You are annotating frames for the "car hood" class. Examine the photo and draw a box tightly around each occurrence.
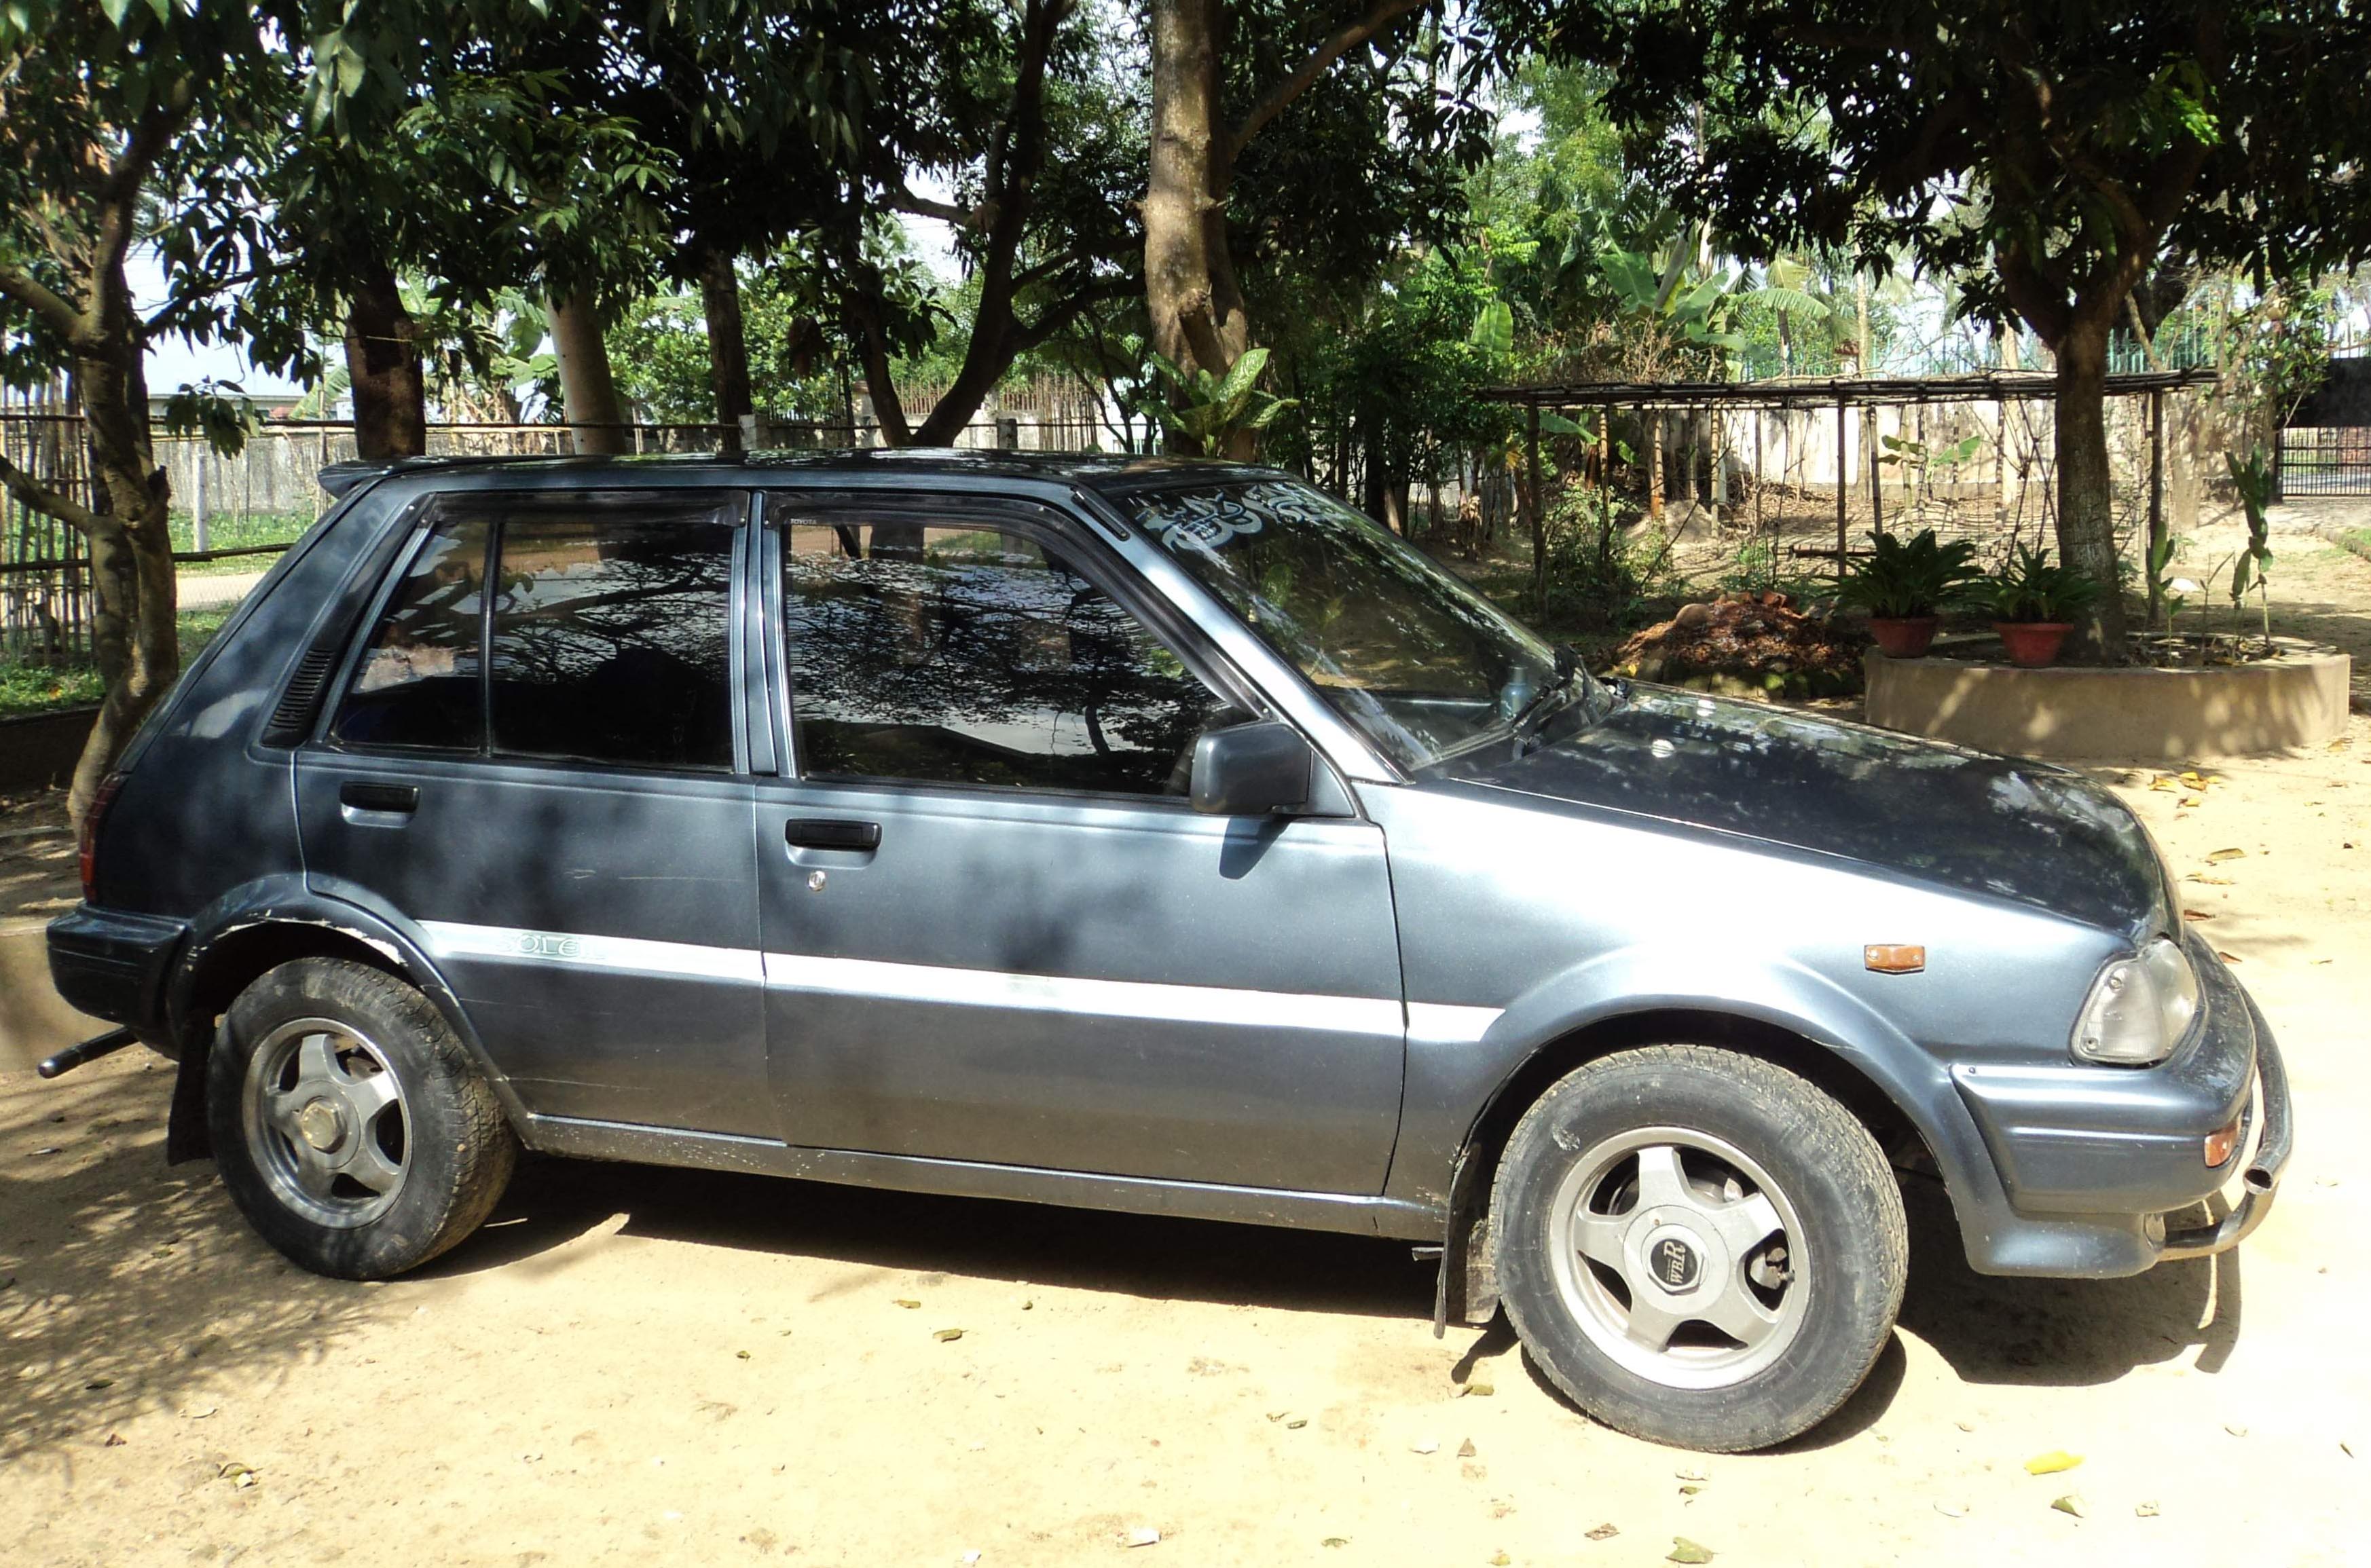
[1442,683,2170,939]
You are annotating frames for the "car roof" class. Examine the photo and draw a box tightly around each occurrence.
[318,447,1283,500]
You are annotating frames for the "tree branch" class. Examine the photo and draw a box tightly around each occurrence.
[888,181,978,228]
[0,265,83,342]
[0,449,104,537]
[1011,276,1133,357]
[1227,0,1427,160]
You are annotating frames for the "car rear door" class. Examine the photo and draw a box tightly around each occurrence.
[750,495,1407,1193]
[294,487,770,1136]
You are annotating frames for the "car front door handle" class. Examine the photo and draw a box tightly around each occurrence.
[339,781,420,814]
[785,818,881,852]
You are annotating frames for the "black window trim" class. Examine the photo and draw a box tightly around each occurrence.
[758,490,1286,812]
[310,485,756,780]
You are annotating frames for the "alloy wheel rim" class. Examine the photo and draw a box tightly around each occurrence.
[1545,1125,1810,1390]
[241,1017,411,1229]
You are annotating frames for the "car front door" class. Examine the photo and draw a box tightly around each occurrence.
[751,498,1405,1193]
[294,489,770,1136]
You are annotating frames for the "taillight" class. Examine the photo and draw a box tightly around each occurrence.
[79,771,126,903]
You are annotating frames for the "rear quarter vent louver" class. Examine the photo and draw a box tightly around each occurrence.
[261,644,340,747]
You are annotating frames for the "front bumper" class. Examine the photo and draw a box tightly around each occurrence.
[2157,998,2292,1259]
[1948,939,2294,1276]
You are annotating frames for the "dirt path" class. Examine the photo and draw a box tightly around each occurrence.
[4,556,2368,1567]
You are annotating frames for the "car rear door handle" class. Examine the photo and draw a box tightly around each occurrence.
[339,781,419,814]
[784,818,881,852]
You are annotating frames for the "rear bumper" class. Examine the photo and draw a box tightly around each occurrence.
[1948,944,2294,1277]
[46,903,186,1037]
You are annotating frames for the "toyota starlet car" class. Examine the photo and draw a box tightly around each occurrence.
[46,451,2292,1451]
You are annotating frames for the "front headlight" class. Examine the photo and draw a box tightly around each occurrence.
[2072,937,2201,1065]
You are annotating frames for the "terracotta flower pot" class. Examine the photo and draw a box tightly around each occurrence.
[1867,616,1941,658]
[1994,621,2072,668]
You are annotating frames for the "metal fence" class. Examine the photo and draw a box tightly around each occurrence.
[2276,426,2371,497]
[3,409,1142,661]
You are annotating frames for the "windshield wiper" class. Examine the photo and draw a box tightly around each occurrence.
[1508,644,1584,749]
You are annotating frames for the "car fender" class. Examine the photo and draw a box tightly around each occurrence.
[162,874,526,1160]
[1391,941,2011,1288]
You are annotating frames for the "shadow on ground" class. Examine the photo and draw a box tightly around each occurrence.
[0,1059,376,1466]
[3,1059,2246,1463]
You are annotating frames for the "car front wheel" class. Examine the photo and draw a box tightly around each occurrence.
[1490,1044,1907,1451]
[206,958,518,1280]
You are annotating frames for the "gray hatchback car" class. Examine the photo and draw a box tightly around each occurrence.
[48,451,2292,1451]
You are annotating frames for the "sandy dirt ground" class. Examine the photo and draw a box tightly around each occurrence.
[3,527,2370,1567]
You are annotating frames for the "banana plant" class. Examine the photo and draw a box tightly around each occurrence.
[1142,347,1298,456]
[2225,449,2277,643]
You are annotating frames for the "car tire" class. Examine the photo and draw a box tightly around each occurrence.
[1490,1045,1907,1452]
[206,958,517,1280]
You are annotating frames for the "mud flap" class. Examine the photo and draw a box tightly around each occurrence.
[164,1024,214,1164]
[1431,1145,1501,1337]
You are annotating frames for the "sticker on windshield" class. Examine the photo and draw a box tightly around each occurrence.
[1154,490,1267,553]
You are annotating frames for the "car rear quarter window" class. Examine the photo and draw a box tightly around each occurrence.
[329,494,739,770]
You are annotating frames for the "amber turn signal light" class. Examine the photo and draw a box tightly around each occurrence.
[1864,944,1926,974]
[2203,1113,2243,1168]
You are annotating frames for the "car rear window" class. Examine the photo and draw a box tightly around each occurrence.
[330,495,740,770]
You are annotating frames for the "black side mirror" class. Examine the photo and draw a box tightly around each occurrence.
[1190,720,1313,815]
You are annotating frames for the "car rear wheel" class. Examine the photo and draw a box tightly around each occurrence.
[207,958,517,1280]
[1490,1045,1907,1451]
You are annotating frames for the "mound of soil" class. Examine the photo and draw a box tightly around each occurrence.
[1609,591,1868,698]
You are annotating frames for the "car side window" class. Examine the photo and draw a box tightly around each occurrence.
[330,497,739,770]
[332,513,490,752]
[781,518,1233,797]
[489,508,737,770]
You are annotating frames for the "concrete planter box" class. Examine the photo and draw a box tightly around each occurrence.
[0,705,98,792]
[1865,637,2351,760]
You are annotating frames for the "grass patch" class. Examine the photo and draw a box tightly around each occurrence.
[169,508,313,576]
[0,607,235,719]
[2337,527,2371,565]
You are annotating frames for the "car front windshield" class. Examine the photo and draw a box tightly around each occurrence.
[1124,478,1587,770]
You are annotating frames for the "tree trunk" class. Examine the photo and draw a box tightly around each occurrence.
[548,291,628,455]
[1146,0,1244,386]
[1146,0,1257,458]
[698,243,754,455]
[344,261,427,461]
[2053,314,2126,660]
[69,324,177,826]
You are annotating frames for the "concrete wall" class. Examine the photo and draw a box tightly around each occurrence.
[1866,643,2352,761]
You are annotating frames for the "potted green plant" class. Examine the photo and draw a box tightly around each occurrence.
[1983,544,2101,667]
[1837,527,1981,658]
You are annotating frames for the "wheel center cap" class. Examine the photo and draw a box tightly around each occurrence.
[1640,1225,1707,1295]
[297,1098,346,1152]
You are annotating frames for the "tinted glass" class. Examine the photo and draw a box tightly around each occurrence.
[332,515,489,751]
[488,506,739,770]
[782,519,1232,796]
[1125,480,1577,769]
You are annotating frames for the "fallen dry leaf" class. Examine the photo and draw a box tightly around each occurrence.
[2182,909,2216,920]
[2217,950,2245,964]
[1457,1438,1477,1459]
[1585,1523,1619,1542]
[932,1328,965,1343]
[1122,1527,1160,1548]
[2051,1495,2084,1518]
[1668,1537,1714,1565]
[2205,847,2249,863]
[2136,1501,2161,1518]
[892,1299,921,1310]
[2024,1451,2083,1475]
